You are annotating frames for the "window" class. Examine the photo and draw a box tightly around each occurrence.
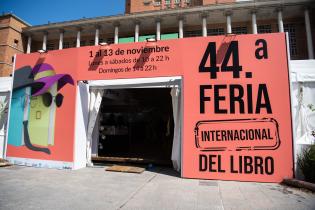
[154,0,161,6]
[185,30,202,37]
[232,26,247,34]
[107,38,114,44]
[258,25,272,34]
[80,40,86,46]
[13,39,19,47]
[89,40,95,46]
[207,28,224,36]
[175,0,180,4]
[284,24,298,57]
[47,43,54,50]
[63,42,70,49]
[165,0,170,5]
[11,56,14,63]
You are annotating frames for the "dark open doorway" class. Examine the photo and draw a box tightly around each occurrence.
[95,88,174,166]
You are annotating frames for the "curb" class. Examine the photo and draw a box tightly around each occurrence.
[283,178,315,192]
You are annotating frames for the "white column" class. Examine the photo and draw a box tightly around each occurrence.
[59,30,64,50]
[278,9,284,32]
[42,33,47,51]
[114,25,119,44]
[304,9,314,59]
[202,16,207,37]
[135,22,140,42]
[76,29,81,48]
[179,18,184,38]
[95,27,99,46]
[156,20,161,41]
[26,36,31,54]
[226,14,232,34]
[252,12,257,34]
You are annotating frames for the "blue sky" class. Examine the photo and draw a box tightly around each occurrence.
[0,0,125,26]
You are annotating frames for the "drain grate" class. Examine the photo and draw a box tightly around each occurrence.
[199,180,218,187]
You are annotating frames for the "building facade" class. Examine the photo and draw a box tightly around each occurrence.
[21,0,314,63]
[0,14,30,77]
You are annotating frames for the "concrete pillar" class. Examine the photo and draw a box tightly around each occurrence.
[135,22,140,42]
[156,20,161,41]
[202,15,207,37]
[170,0,175,8]
[179,18,184,38]
[161,0,165,9]
[76,29,81,48]
[304,8,314,59]
[225,11,232,34]
[277,9,284,32]
[180,0,185,7]
[42,32,47,51]
[95,27,100,46]
[59,30,64,50]
[226,12,232,34]
[114,25,119,44]
[26,36,31,54]
[251,12,257,34]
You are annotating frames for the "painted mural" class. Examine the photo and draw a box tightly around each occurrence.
[8,64,73,155]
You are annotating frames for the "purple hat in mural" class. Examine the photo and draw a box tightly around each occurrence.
[31,63,74,96]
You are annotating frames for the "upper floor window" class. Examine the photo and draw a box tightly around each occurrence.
[80,40,86,47]
[47,43,54,50]
[63,42,70,49]
[13,39,19,47]
[185,30,202,37]
[165,0,170,5]
[207,28,224,36]
[232,26,247,34]
[284,23,298,57]
[258,25,272,34]
[154,0,161,6]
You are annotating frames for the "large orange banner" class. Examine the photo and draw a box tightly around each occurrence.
[182,34,293,182]
[8,33,293,181]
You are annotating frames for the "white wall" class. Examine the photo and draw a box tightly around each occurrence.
[289,59,315,178]
[73,82,89,169]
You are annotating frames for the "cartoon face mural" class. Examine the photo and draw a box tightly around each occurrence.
[7,63,74,154]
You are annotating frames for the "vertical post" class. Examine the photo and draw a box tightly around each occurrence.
[251,11,257,34]
[26,35,31,54]
[42,32,47,51]
[179,18,184,38]
[95,27,100,46]
[277,9,284,32]
[171,0,175,8]
[156,19,161,41]
[304,8,314,59]
[180,0,185,7]
[135,21,140,42]
[76,29,81,48]
[59,30,64,50]
[202,15,207,37]
[226,12,232,34]
[114,24,119,44]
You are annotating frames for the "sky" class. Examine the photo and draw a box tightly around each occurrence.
[0,0,125,26]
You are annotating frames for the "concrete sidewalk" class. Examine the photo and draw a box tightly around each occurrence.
[0,166,314,210]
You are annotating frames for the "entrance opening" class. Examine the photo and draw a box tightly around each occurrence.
[95,88,174,166]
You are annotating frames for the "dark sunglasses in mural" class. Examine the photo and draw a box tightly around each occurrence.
[42,92,64,107]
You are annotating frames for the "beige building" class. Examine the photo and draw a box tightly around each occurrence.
[0,14,30,77]
[23,0,314,62]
